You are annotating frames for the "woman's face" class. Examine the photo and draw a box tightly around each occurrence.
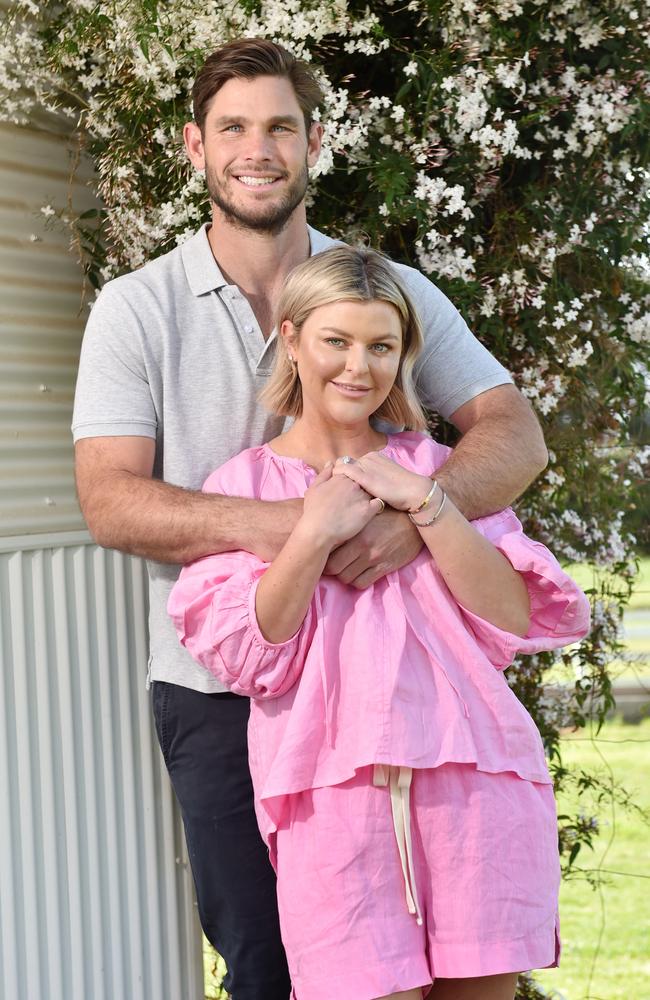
[283,298,404,428]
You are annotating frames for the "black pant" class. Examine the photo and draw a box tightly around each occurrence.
[152,681,291,1000]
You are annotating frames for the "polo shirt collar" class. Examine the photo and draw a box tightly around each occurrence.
[181,223,227,296]
[182,221,340,297]
[307,225,339,255]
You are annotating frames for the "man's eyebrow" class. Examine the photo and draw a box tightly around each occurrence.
[211,114,302,128]
[270,115,302,127]
[211,115,246,128]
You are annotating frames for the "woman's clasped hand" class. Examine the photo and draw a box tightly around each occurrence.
[301,462,385,549]
[332,451,435,514]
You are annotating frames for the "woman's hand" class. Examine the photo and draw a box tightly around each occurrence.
[300,464,384,549]
[332,453,433,513]
[333,456,531,635]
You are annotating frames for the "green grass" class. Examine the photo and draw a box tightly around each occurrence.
[612,557,649,685]
[566,558,650,611]
[204,941,228,999]
[534,563,650,998]
[537,717,650,1000]
[548,559,650,687]
[628,557,650,610]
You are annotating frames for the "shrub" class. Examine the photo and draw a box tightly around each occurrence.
[3,2,649,993]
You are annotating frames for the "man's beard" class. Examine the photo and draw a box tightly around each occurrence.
[206,161,309,236]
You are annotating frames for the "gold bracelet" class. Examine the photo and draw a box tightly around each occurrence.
[409,478,438,514]
[408,490,447,527]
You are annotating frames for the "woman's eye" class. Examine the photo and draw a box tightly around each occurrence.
[325,338,345,347]
[371,343,390,353]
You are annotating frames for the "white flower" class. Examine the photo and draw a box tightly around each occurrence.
[545,468,565,487]
[623,311,650,343]
[40,205,55,217]
[403,61,418,77]
[566,341,594,367]
[480,287,497,318]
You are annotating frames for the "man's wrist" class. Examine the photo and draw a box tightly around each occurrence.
[221,495,304,561]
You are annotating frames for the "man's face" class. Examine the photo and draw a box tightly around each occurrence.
[190,75,322,235]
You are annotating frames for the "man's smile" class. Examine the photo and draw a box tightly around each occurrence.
[234,174,283,187]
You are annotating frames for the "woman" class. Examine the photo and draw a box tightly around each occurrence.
[169,246,590,1000]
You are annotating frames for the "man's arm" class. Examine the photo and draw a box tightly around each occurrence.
[435,383,548,520]
[74,436,302,565]
[325,383,547,587]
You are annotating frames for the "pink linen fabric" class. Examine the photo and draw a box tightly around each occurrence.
[274,764,561,998]
[168,431,591,844]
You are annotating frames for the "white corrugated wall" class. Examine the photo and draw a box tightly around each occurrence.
[0,119,95,535]
[0,117,204,998]
[0,535,202,1000]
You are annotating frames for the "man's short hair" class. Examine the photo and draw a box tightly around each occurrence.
[192,38,324,134]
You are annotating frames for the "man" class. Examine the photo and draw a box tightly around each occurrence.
[73,38,547,1000]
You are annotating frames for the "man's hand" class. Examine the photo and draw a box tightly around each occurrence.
[324,507,423,589]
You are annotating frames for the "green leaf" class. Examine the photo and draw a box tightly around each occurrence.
[568,842,582,866]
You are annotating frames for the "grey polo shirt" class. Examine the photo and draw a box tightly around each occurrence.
[72,223,511,693]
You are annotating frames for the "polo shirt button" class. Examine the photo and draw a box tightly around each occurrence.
[245,324,254,333]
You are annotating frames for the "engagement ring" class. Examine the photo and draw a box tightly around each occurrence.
[339,455,354,464]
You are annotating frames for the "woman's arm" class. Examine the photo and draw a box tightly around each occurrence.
[255,465,384,643]
[333,454,530,636]
[411,491,531,635]
[168,550,316,698]
[168,466,383,697]
[254,522,331,643]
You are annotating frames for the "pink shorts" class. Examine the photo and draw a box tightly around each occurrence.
[273,763,561,1000]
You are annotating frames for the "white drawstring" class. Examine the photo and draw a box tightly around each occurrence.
[373,764,423,925]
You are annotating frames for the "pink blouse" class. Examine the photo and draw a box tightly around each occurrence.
[168,432,590,838]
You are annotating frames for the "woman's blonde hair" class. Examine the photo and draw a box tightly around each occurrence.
[260,246,428,430]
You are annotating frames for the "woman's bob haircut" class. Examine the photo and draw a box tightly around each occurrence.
[260,246,428,431]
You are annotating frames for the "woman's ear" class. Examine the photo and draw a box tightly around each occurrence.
[280,320,298,361]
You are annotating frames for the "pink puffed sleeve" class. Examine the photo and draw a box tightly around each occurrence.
[459,508,591,670]
[168,551,316,698]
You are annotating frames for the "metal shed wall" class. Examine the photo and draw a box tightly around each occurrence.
[0,120,94,536]
[0,534,202,1000]
[0,117,204,998]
